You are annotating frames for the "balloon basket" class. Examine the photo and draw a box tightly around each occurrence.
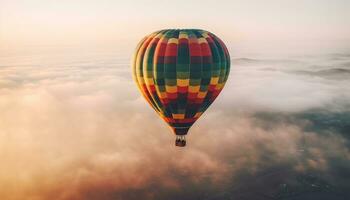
[175,135,186,147]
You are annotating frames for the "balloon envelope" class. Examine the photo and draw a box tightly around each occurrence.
[132,29,230,145]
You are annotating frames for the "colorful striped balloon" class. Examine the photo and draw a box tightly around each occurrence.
[132,29,230,146]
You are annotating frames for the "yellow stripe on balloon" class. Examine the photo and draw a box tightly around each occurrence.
[210,77,219,85]
[179,32,189,39]
[188,85,200,93]
[194,112,203,118]
[172,114,185,119]
[166,85,177,93]
[145,78,154,85]
[197,91,207,99]
[177,79,189,87]
[168,38,178,44]
[159,92,167,99]
[198,38,207,44]
[215,83,224,90]
[201,32,209,38]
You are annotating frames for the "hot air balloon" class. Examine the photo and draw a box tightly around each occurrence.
[132,29,230,146]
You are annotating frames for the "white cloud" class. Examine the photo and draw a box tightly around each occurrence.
[0,48,349,199]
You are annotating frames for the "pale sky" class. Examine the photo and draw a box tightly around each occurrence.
[1,0,349,50]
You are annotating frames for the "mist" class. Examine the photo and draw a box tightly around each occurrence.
[0,45,349,199]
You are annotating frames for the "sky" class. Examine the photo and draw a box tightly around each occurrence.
[0,1,350,199]
[1,0,350,51]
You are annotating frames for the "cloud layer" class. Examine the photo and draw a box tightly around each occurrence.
[0,47,349,199]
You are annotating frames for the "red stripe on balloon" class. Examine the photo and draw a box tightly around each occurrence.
[200,43,211,56]
[165,43,178,56]
[166,92,177,99]
[189,42,201,56]
[208,85,216,92]
[178,86,188,93]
